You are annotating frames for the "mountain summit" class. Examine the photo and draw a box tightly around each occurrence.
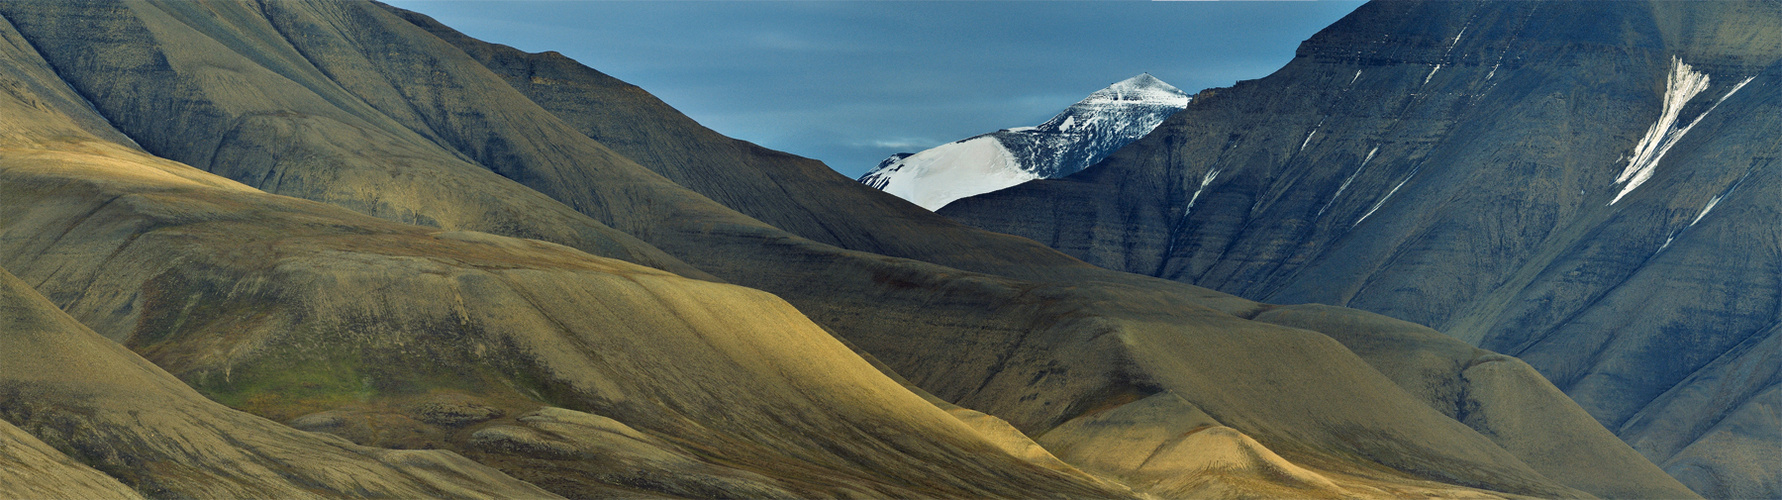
[941,2,1782,497]
[859,73,1190,210]
[0,1,1715,498]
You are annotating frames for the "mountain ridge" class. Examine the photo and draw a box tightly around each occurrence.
[940,2,1782,497]
[859,73,1190,211]
[0,1,1707,497]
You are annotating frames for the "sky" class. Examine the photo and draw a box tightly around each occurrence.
[385,1,1364,178]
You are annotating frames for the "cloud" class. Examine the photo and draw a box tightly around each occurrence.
[863,138,937,151]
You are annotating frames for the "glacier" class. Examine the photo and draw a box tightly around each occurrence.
[858,137,1035,212]
[859,73,1191,211]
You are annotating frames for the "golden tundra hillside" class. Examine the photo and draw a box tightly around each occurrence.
[0,1,1711,498]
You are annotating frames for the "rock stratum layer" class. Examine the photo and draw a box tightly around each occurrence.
[0,1,1700,498]
[942,1,1782,498]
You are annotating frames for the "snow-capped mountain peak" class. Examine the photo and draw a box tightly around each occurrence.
[1078,73,1192,107]
[860,73,1191,211]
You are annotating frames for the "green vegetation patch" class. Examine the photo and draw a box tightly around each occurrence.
[187,347,373,421]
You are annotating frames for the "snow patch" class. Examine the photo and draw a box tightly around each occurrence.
[1082,73,1192,107]
[1319,147,1378,217]
[1690,195,1723,226]
[1610,59,1749,205]
[1184,169,1221,215]
[1690,170,1752,227]
[863,136,1035,211]
[1355,167,1418,227]
[1723,76,1756,104]
[1300,118,1327,152]
[1658,171,1752,255]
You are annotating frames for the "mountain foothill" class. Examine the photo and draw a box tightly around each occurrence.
[0,1,1746,499]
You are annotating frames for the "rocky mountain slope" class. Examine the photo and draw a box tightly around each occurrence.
[0,0,1703,498]
[942,2,1782,498]
[859,74,1190,210]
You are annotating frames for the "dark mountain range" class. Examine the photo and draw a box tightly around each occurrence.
[942,2,1782,498]
[0,0,1714,498]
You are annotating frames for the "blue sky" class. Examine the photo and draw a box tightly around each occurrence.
[386,1,1363,178]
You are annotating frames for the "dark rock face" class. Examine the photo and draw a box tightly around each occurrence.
[942,2,1782,497]
[998,74,1192,180]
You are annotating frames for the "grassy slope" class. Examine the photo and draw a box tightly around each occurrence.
[0,0,1694,497]
[0,416,143,500]
[0,8,1128,496]
[0,136,1131,499]
[1,261,557,498]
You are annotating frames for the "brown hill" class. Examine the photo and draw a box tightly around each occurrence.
[0,264,555,498]
[0,417,142,500]
[0,123,1128,498]
[0,1,1700,498]
[0,9,1126,495]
